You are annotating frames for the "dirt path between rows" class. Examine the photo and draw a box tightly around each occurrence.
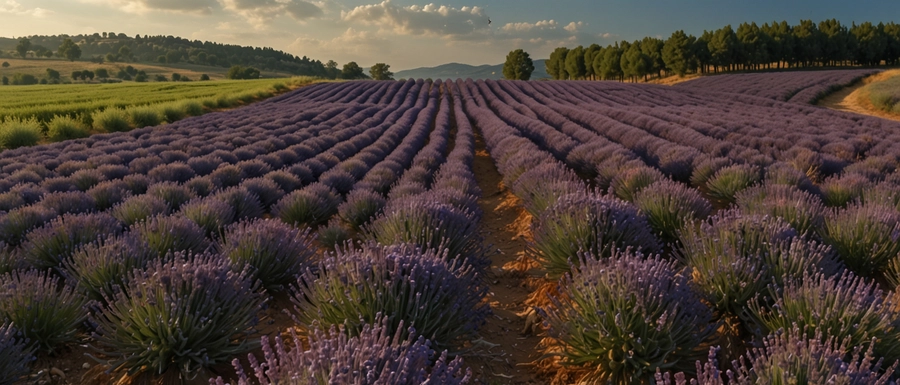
[462,136,548,384]
[817,69,900,122]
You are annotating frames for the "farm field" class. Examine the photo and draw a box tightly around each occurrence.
[0,58,296,82]
[3,72,900,384]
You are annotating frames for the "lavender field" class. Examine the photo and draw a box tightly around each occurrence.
[3,73,900,384]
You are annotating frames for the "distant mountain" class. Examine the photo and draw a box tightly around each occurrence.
[394,60,549,81]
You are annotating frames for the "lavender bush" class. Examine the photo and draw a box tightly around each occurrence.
[633,179,712,244]
[0,270,88,354]
[214,316,470,385]
[0,323,35,385]
[542,250,716,384]
[819,202,900,277]
[531,192,660,278]
[290,243,489,353]
[217,219,316,292]
[110,194,169,226]
[129,214,211,258]
[22,212,122,272]
[748,272,900,366]
[90,252,266,379]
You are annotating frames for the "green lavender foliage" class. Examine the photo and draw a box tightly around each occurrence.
[89,253,266,377]
[0,270,88,354]
[542,250,716,384]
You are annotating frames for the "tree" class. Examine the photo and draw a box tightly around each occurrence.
[564,45,586,80]
[226,65,261,79]
[546,47,569,79]
[852,21,887,66]
[620,42,649,82]
[736,22,768,70]
[58,38,82,61]
[663,30,697,76]
[598,44,623,80]
[325,60,340,79]
[118,46,133,62]
[708,25,738,71]
[71,71,82,81]
[793,20,822,66]
[1,62,8,68]
[165,50,182,64]
[83,70,94,80]
[502,49,534,80]
[200,74,210,81]
[1,76,7,85]
[640,37,665,78]
[369,63,394,80]
[172,73,182,81]
[12,74,38,85]
[341,62,366,79]
[46,68,60,80]
[15,38,31,59]
[583,44,602,80]
[95,68,109,78]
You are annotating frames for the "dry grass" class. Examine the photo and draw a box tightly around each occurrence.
[817,69,900,122]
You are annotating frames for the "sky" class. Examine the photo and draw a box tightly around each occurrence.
[1,0,899,70]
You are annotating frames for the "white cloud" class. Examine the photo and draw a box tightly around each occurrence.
[564,21,583,33]
[221,0,324,26]
[75,0,216,14]
[289,27,390,63]
[341,1,489,39]
[500,20,557,33]
[0,0,51,17]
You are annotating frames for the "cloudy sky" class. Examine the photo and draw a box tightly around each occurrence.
[1,0,898,70]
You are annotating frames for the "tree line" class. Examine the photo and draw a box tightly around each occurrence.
[542,19,900,81]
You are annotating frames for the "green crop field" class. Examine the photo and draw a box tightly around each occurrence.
[0,77,320,124]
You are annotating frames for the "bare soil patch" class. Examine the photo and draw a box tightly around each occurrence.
[818,69,900,122]
[462,137,548,384]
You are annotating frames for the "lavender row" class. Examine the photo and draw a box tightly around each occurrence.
[675,69,879,104]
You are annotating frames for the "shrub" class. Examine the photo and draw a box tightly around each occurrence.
[148,162,196,183]
[657,335,897,385]
[0,205,57,246]
[735,184,826,236]
[820,173,871,207]
[127,105,163,128]
[39,190,96,215]
[211,187,264,222]
[218,219,315,292]
[290,243,489,353]
[0,117,42,149]
[0,270,88,354]
[69,168,105,191]
[609,165,667,202]
[704,164,760,208]
[764,161,816,192]
[147,182,196,211]
[209,164,244,188]
[0,245,24,276]
[514,171,585,216]
[748,272,900,366]
[63,235,152,302]
[129,215,211,258]
[185,176,216,197]
[819,202,900,277]
[22,212,122,272]
[273,184,341,227]
[179,197,234,237]
[47,115,90,142]
[319,169,356,195]
[542,251,715,384]
[0,323,35,385]
[215,317,470,385]
[317,218,351,250]
[110,194,169,226]
[239,177,284,210]
[89,253,266,379]
[677,210,797,320]
[122,174,151,194]
[338,189,386,230]
[531,192,660,279]
[633,179,712,244]
[87,180,130,210]
[0,192,25,212]
[159,102,185,122]
[91,107,131,132]
[366,201,487,269]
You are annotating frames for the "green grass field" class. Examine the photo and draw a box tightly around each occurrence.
[866,71,900,114]
[0,77,319,124]
[0,77,325,149]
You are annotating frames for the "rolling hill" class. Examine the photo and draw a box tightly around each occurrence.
[394,59,549,81]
